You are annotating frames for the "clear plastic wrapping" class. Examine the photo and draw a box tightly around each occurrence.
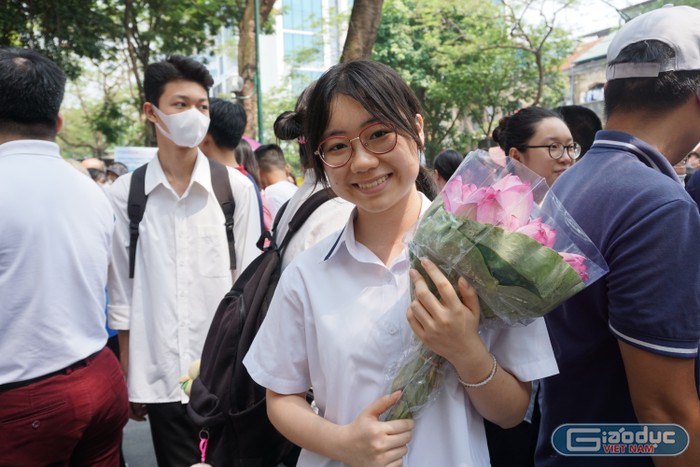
[382,150,608,420]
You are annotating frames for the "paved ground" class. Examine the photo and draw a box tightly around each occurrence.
[122,419,157,466]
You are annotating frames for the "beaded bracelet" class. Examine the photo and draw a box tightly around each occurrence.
[457,353,498,388]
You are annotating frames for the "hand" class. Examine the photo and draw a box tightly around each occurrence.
[407,258,484,362]
[129,402,148,421]
[338,391,415,467]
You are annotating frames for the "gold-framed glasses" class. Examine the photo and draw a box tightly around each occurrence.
[315,122,398,168]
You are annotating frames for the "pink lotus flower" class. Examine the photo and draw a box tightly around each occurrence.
[442,178,478,216]
[442,175,533,230]
[559,252,589,281]
[517,217,557,248]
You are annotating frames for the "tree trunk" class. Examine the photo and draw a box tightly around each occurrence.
[238,0,276,141]
[122,0,156,146]
[340,0,385,62]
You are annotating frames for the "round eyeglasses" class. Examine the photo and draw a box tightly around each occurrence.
[524,142,582,160]
[315,122,398,168]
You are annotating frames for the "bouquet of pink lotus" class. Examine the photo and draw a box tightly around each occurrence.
[382,149,607,420]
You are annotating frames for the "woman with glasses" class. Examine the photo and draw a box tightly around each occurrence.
[243,60,557,466]
[493,107,581,187]
[489,106,578,467]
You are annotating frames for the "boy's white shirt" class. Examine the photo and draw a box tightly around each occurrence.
[107,149,261,403]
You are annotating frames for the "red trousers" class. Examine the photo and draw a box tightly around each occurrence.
[0,347,129,467]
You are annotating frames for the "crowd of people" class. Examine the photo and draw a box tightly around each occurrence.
[1,4,699,467]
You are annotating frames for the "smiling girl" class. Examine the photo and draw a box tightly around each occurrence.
[243,61,558,466]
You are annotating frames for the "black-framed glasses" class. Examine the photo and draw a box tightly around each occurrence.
[524,142,582,160]
[315,122,398,168]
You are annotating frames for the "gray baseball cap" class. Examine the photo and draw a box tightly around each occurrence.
[606,5,700,80]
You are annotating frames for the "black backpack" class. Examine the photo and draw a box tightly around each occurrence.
[187,188,337,467]
[127,158,236,278]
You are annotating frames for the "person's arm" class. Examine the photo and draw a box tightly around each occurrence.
[229,169,262,275]
[105,180,147,421]
[407,258,531,428]
[267,389,414,467]
[117,330,129,376]
[619,341,700,467]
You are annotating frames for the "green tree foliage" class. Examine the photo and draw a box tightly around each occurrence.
[373,0,572,163]
[59,60,143,158]
[0,0,114,79]
[114,0,249,145]
[0,0,274,148]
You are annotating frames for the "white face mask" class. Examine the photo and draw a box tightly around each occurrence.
[152,105,210,148]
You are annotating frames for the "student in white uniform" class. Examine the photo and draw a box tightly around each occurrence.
[272,82,355,270]
[243,60,558,466]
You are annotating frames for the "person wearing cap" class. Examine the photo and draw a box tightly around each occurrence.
[106,161,129,183]
[537,5,700,466]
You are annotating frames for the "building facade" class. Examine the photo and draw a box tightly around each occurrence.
[209,0,351,99]
[562,0,669,123]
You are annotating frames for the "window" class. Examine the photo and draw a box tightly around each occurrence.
[284,32,322,68]
[585,83,604,103]
[283,0,323,32]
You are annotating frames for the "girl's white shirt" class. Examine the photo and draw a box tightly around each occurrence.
[243,193,559,466]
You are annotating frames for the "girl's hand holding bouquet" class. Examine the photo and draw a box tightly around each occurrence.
[382,150,608,421]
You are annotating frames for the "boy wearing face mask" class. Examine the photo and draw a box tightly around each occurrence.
[105,55,261,466]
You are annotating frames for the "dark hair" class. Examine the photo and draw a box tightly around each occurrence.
[255,143,287,172]
[235,139,261,187]
[605,40,700,118]
[553,105,602,156]
[433,149,463,181]
[416,167,439,201]
[304,60,424,187]
[107,161,129,177]
[87,167,107,184]
[274,82,317,168]
[207,98,247,149]
[0,47,66,138]
[492,106,562,156]
[144,55,214,107]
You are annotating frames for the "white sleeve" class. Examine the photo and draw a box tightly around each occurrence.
[243,265,312,394]
[481,317,559,382]
[228,168,262,277]
[105,175,133,330]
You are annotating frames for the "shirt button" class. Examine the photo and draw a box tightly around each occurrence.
[31,420,40,429]
[388,325,398,335]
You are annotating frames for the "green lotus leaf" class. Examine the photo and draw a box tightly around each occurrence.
[409,204,584,323]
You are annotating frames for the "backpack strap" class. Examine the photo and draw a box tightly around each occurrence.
[277,188,337,252]
[127,164,148,279]
[208,158,236,271]
[255,199,291,251]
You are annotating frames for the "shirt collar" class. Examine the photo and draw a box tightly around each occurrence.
[144,149,214,196]
[324,192,432,262]
[591,130,679,181]
[0,140,61,159]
